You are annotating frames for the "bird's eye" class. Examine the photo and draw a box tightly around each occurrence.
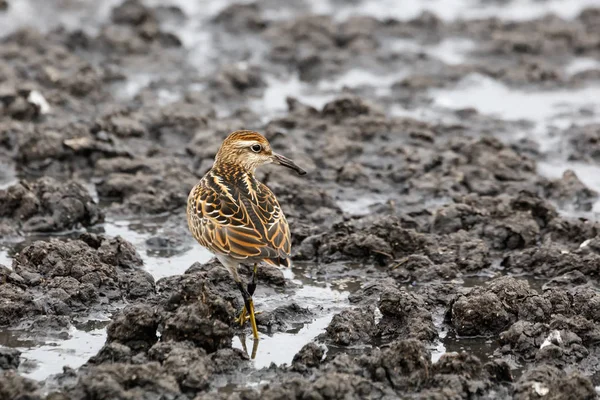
[251,144,262,153]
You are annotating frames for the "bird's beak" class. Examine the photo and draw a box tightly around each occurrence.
[272,153,306,175]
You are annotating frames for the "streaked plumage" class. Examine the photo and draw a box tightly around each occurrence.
[187,130,306,340]
[187,162,292,268]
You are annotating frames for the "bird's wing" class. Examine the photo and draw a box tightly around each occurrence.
[252,181,292,264]
[187,175,291,264]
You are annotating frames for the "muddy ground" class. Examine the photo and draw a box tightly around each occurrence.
[1,0,600,399]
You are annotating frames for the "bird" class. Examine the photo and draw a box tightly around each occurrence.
[187,130,306,340]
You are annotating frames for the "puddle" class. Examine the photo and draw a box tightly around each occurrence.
[16,326,107,381]
[427,38,476,65]
[146,0,233,19]
[309,0,600,22]
[231,263,353,369]
[102,219,214,279]
[0,161,17,191]
[337,195,389,216]
[565,57,600,77]
[318,68,407,95]
[441,333,498,362]
[389,37,476,66]
[431,74,600,129]
[252,74,336,121]
[111,72,160,101]
[230,266,353,369]
[0,248,11,268]
[430,312,448,364]
[0,315,110,382]
[233,314,332,369]
[0,0,121,36]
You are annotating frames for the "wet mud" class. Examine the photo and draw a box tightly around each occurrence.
[1,0,600,399]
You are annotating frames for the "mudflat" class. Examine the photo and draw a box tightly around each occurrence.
[0,1,599,399]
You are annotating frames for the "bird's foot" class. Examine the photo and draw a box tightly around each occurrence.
[235,306,262,326]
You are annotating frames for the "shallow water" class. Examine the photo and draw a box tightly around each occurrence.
[311,0,600,22]
[232,314,333,369]
[0,0,121,36]
[0,249,11,268]
[253,74,337,121]
[565,57,600,77]
[431,74,600,130]
[337,195,389,216]
[102,220,214,279]
[389,37,476,66]
[17,326,108,381]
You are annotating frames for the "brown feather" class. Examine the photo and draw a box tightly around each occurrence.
[187,162,292,265]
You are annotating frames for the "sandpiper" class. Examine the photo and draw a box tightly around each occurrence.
[187,130,306,339]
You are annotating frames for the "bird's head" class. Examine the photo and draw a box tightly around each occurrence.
[214,130,306,175]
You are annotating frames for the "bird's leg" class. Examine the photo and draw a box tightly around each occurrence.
[250,338,259,359]
[236,281,259,340]
[247,263,258,296]
[238,334,259,360]
[235,264,262,325]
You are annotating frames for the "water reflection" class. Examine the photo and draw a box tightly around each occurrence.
[232,314,335,370]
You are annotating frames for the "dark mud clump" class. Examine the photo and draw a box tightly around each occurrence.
[255,303,314,333]
[451,276,549,336]
[105,261,238,355]
[292,342,325,372]
[0,233,153,328]
[95,157,199,214]
[0,371,41,400]
[105,304,160,352]
[101,0,182,53]
[320,305,375,346]
[378,286,437,342]
[567,123,600,163]
[514,365,596,400]
[503,243,600,279]
[213,2,268,33]
[62,260,253,399]
[204,339,514,399]
[0,348,20,371]
[0,177,103,235]
[496,284,600,374]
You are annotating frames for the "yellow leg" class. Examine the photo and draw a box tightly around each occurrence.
[251,338,259,359]
[238,335,260,360]
[247,298,259,340]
